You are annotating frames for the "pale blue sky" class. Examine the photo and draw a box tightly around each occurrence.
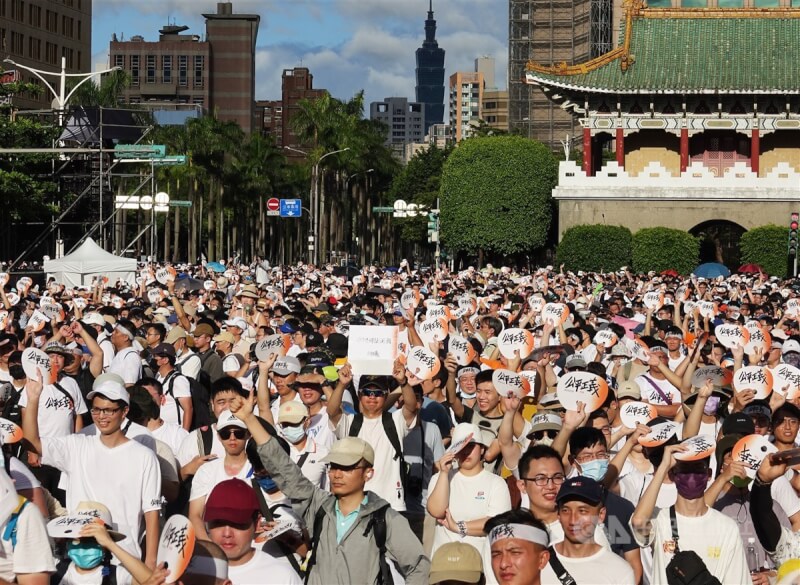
[91,0,508,111]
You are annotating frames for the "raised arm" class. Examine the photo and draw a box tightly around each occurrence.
[325,363,353,426]
[21,373,44,456]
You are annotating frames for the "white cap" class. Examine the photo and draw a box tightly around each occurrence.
[87,379,130,404]
[82,312,105,327]
[216,409,247,431]
[451,422,489,449]
[224,317,248,331]
[783,339,800,355]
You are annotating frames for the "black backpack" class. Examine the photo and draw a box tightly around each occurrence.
[164,368,213,430]
[665,506,722,585]
[305,504,393,585]
[348,412,408,492]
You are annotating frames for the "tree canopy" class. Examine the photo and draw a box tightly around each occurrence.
[439,135,557,256]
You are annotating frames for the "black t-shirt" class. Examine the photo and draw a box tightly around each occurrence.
[604,490,639,555]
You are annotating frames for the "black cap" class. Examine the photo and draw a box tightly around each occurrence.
[325,333,348,359]
[721,412,755,437]
[151,343,176,358]
[556,476,604,505]
[306,332,324,348]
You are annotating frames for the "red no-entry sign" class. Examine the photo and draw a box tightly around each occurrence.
[267,197,280,215]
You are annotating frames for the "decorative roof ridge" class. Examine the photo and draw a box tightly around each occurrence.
[527,0,643,76]
[642,7,800,18]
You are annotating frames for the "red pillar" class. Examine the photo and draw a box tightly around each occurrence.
[616,128,625,167]
[751,128,760,175]
[680,128,689,173]
[583,127,592,175]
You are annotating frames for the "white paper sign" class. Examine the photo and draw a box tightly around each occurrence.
[347,325,399,376]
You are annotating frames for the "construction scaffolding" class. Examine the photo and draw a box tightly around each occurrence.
[3,106,154,269]
[509,0,612,150]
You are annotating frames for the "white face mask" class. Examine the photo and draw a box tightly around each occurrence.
[281,425,306,444]
[535,436,554,447]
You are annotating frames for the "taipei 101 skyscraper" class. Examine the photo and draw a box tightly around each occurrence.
[415,0,445,134]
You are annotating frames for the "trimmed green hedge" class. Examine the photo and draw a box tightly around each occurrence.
[740,224,789,277]
[632,227,699,274]
[556,225,632,272]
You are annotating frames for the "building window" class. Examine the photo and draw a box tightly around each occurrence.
[27,36,40,59]
[11,31,23,55]
[178,55,187,87]
[114,54,124,69]
[192,96,204,107]
[45,41,58,64]
[28,3,39,26]
[77,20,81,40]
[163,55,172,83]
[62,16,73,38]
[193,55,204,88]
[63,47,73,68]
[10,0,22,21]
[130,54,139,86]
[146,55,155,83]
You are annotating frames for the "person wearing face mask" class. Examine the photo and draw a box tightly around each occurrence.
[276,401,329,490]
[631,445,751,584]
[565,427,643,583]
[47,501,128,585]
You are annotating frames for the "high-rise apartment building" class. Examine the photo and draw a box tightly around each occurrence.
[109,2,259,133]
[449,71,484,142]
[0,0,93,110]
[482,89,509,133]
[370,96,425,157]
[509,0,613,149]
[415,0,445,134]
[280,67,327,150]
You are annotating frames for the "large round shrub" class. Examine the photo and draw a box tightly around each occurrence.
[556,225,632,272]
[632,227,699,275]
[739,224,789,277]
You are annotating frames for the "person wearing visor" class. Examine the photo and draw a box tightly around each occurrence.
[428,423,511,585]
[106,320,141,387]
[227,393,429,585]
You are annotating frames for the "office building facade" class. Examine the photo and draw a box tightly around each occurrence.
[109,2,259,133]
[0,0,92,110]
[370,96,426,157]
[449,71,484,142]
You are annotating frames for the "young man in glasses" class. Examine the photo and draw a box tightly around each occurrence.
[188,410,252,540]
[227,392,430,585]
[22,373,162,570]
[327,361,418,512]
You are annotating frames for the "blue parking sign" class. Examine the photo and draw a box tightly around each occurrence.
[280,199,302,218]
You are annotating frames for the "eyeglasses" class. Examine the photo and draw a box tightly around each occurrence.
[575,452,609,463]
[328,463,369,473]
[90,407,122,417]
[532,430,558,441]
[522,473,566,486]
[361,389,387,398]
[778,417,800,427]
[218,428,248,440]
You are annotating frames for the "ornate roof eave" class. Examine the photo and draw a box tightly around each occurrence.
[525,73,800,95]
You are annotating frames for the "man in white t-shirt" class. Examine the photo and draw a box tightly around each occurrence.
[634,345,682,419]
[107,320,141,387]
[0,466,56,584]
[137,378,189,458]
[22,375,162,567]
[328,364,418,512]
[152,343,193,431]
[540,476,635,584]
[168,327,201,381]
[214,332,242,378]
[204,478,301,585]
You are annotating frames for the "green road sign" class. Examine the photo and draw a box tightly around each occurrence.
[153,155,187,166]
[168,200,192,208]
[372,206,394,213]
[114,144,166,159]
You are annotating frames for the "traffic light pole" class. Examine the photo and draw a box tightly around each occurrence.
[789,212,798,277]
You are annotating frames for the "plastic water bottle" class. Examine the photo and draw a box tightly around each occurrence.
[746,537,760,574]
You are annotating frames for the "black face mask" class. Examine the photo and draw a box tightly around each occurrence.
[9,365,25,381]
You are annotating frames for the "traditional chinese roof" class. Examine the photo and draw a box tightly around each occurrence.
[526,6,800,94]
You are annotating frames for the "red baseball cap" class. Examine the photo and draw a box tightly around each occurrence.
[203,479,259,524]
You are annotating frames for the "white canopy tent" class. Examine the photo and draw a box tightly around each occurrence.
[44,238,136,287]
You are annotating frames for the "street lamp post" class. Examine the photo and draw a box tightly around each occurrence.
[283,146,349,265]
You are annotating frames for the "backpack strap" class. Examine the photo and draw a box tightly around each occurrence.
[349,412,407,489]
[296,452,310,470]
[303,507,328,585]
[365,507,393,585]
[2,495,29,548]
[669,504,681,552]
[52,382,75,411]
[163,371,182,424]
[640,375,673,405]
[547,546,577,585]
[196,426,213,456]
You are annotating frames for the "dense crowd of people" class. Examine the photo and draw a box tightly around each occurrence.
[3,260,800,584]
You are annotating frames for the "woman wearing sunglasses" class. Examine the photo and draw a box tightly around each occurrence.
[188,409,252,540]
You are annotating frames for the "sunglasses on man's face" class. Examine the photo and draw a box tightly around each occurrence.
[532,430,558,441]
[218,428,248,440]
[293,382,323,392]
[361,388,387,398]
